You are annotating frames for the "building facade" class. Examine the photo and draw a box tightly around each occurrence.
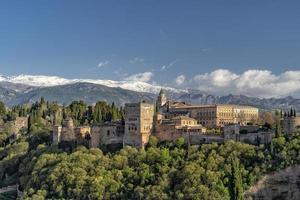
[156,89,167,112]
[170,104,258,127]
[282,115,300,134]
[90,121,124,149]
[154,115,206,142]
[52,118,76,144]
[123,102,154,149]
[224,124,274,145]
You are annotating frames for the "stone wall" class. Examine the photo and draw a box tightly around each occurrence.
[154,124,185,142]
[282,116,300,134]
[90,123,124,148]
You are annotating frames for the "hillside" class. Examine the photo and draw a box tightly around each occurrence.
[0,86,17,103]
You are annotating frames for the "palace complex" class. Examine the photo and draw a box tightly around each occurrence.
[52,89,299,149]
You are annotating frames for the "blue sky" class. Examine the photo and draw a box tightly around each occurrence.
[1,0,300,97]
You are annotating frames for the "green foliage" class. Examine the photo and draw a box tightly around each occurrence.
[92,101,123,124]
[15,141,265,200]
[67,100,87,126]
[1,131,300,199]
[230,154,243,200]
[148,136,158,148]
[0,101,6,117]
[1,100,300,199]
[176,137,185,148]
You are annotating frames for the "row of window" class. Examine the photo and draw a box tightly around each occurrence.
[143,126,151,131]
[181,120,196,125]
[128,126,137,131]
[196,111,216,116]
[196,112,257,118]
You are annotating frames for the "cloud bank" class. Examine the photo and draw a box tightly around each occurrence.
[129,57,144,64]
[176,69,300,98]
[175,75,186,85]
[97,61,109,68]
[125,72,153,82]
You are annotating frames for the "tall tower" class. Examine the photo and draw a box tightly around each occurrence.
[61,118,75,141]
[123,102,154,149]
[156,88,167,111]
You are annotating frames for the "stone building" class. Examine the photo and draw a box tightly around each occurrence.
[282,115,300,134]
[90,121,124,149]
[52,118,76,144]
[12,117,28,133]
[75,126,91,145]
[123,102,154,149]
[170,104,258,128]
[154,115,206,142]
[155,90,258,128]
[75,126,91,139]
[224,124,274,145]
[156,89,167,112]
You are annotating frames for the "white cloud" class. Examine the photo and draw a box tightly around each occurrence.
[124,72,153,82]
[175,75,186,85]
[160,60,177,71]
[129,57,144,64]
[97,61,109,68]
[194,69,238,88]
[190,69,300,98]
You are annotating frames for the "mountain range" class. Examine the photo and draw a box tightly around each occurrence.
[0,74,299,111]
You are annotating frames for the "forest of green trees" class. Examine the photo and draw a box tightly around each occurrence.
[0,98,300,200]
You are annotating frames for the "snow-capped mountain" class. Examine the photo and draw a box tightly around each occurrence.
[1,74,300,111]
[0,74,182,94]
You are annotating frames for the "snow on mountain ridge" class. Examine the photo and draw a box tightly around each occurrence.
[0,74,182,94]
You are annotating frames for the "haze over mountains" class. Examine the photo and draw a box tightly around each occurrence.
[0,74,299,110]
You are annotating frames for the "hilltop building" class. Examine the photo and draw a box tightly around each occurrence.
[53,118,75,144]
[156,89,168,112]
[52,89,262,149]
[12,117,28,133]
[224,124,274,145]
[91,121,124,150]
[282,110,300,134]
[155,90,258,128]
[154,115,206,142]
[123,101,154,149]
[167,104,258,127]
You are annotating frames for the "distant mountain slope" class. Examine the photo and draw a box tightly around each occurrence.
[0,74,181,94]
[173,91,300,110]
[0,80,299,110]
[6,82,154,106]
[0,86,17,103]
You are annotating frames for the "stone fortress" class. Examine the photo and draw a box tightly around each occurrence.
[282,109,300,134]
[52,89,299,149]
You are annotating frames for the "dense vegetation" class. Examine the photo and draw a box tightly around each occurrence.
[0,98,300,200]
[11,133,300,200]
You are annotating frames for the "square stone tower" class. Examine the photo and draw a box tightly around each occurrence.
[123,102,154,149]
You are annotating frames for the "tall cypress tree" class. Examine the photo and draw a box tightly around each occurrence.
[275,123,282,137]
[230,153,244,200]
